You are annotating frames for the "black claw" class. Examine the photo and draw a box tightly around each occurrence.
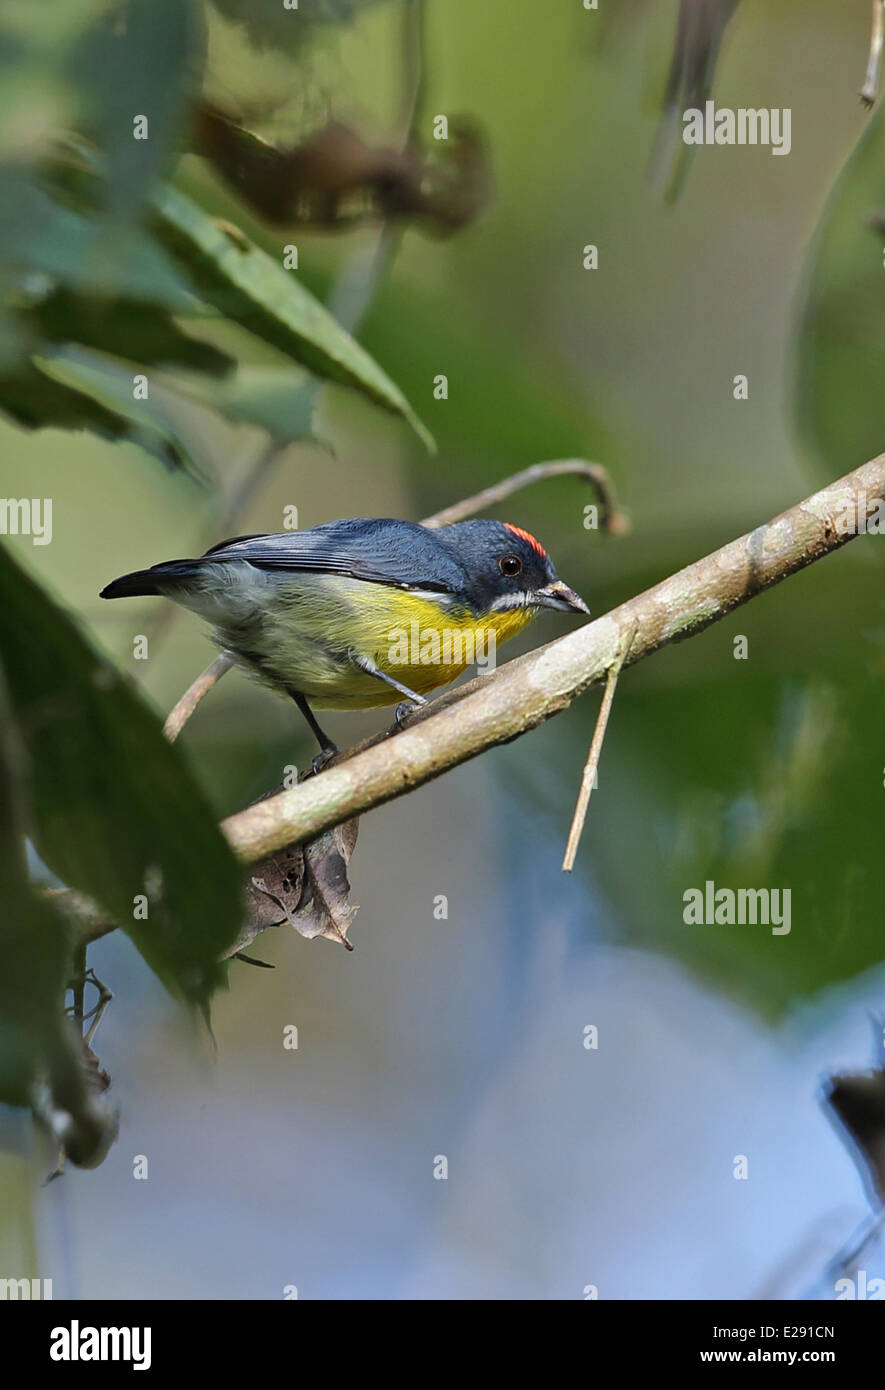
[394,701,415,731]
[311,746,337,775]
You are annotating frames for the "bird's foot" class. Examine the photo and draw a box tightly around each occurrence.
[310,745,338,776]
[394,697,425,731]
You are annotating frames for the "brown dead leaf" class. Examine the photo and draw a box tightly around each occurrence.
[192,105,490,234]
[235,810,359,954]
[296,818,359,950]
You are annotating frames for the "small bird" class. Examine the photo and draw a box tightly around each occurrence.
[101,517,589,757]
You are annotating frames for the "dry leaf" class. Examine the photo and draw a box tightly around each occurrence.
[237,812,359,953]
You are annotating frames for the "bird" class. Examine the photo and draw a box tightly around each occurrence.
[101,516,589,759]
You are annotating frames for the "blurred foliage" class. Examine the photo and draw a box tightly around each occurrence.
[208,0,385,55]
[0,670,117,1166]
[650,0,741,200]
[152,180,431,444]
[0,544,244,1007]
[795,101,885,475]
[583,669,884,1014]
[193,103,490,234]
[0,0,431,476]
[0,689,72,1108]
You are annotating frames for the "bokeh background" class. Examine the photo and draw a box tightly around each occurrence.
[2,0,885,1298]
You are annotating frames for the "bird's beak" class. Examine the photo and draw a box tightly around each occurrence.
[534,580,590,615]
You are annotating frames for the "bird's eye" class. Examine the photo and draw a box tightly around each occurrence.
[499,554,522,577]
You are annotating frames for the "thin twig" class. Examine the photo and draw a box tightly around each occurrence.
[82,972,113,1049]
[399,0,428,141]
[70,942,87,1032]
[561,620,637,872]
[163,652,235,742]
[326,0,426,329]
[423,458,629,535]
[861,0,885,106]
[829,1207,885,1279]
[213,437,286,541]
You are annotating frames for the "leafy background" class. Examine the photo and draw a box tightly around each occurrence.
[1,0,884,1297]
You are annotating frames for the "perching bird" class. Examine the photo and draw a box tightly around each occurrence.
[101,516,589,757]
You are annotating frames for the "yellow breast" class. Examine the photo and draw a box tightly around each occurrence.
[375,590,535,695]
[267,579,536,710]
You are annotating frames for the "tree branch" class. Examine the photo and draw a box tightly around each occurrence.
[221,453,885,864]
[163,652,235,742]
[422,458,629,535]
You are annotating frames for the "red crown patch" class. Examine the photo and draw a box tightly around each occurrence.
[503,523,547,558]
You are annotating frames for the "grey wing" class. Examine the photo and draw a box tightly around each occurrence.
[199,518,464,593]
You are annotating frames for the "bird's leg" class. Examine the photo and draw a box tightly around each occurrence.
[353,657,427,724]
[288,691,338,773]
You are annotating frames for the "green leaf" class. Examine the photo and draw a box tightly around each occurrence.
[153,183,434,449]
[794,105,885,474]
[31,345,205,475]
[0,673,116,1164]
[0,881,72,1110]
[4,344,315,474]
[208,0,384,54]
[0,542,244,1006]
[29,288,233,375]
[0,356,134,438]
[66,0,205,227]
[0,689,72,1108]
[0,180,202,308]
[174,364,318,441]
[0,880,114,1166]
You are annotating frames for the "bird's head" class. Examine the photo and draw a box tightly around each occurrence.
[439,520,590,619]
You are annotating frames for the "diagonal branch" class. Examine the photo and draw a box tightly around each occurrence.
[221,453,885,865]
